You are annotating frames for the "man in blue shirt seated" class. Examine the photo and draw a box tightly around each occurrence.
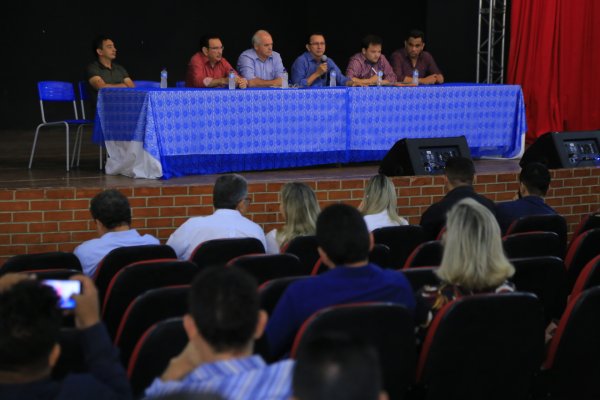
[74,189,159,276]
[293,334,388,400]
[144,267,294,399]
[265,203,415,359]
[496,162,557,233]
[237,30,286,88]
[291,33,352,87]
[0,273,132,400]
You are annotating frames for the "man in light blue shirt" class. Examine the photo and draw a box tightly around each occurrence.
[291,33,351,87]
[144,267,293,399]
[237,30,285,88]
[74,189,159,276]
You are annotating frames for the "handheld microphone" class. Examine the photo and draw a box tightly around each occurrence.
[321,55,328,63]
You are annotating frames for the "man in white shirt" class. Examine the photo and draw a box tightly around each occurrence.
[74,189,159,276]
[167,174,267,260]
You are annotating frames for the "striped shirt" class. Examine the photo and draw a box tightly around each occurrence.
[144,355,294,400]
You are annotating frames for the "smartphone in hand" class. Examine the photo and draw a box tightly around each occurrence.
[42,279,82,310]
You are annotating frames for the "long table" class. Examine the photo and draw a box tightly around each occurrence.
[94,84,527,179]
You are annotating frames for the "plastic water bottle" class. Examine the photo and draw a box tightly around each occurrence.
[281,69,288,89]
[412,68,419,85]
[377,70,383,86]
[329,70,337,87]
[160,68,168,88]
[228,69,236,90]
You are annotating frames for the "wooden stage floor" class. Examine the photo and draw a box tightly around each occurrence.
[0,128,522,189]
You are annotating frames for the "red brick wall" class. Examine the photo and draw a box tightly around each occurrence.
[1,167,599,266]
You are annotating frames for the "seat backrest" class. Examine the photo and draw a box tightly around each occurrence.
[564,228,600,291]
[503,231,562,259]
[37,81,79,123]
[283,235,320,273]
[115,285,189,367]
[102,260,198,339]
[568,212,600,251]
[570,254,600,297]
[402,240,443,269]
[543,287,600,399]
[134,80,161,88]
[416,292,544,400]
[290,303,416,400]
[77,80,92,119]
[510,256,568,323]
[505,214,568,258]
[228,253,305,284]
[93,245,177,301]
[402,267,440,293]
[373,225,425,269]
[190,238,265,270]
[369,243,392,269]
[1,251,82,275]
[259,275,312,316]
[128,317,187,397]
[31,268,82,280]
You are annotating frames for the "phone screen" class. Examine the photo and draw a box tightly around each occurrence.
[42,280,81,309]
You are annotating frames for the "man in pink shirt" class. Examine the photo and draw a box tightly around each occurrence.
[346,35,397,86]
[185,34,248,88]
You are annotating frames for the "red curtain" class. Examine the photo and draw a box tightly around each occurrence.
[507,0,600,143]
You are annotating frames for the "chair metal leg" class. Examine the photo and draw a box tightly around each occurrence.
[28,124,44,169]
[65,125,70,172]
[76,125,84,167]
[99,146,103,170]
[71,128,82,168]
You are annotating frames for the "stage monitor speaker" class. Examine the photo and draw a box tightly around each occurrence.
[379,136,471,176]
[520,131,600,169]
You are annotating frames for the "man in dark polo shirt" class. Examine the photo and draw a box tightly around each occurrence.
[390,29,444,85]
[85,35,134,101]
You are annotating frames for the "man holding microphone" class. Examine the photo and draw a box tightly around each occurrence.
[291,33,352,87]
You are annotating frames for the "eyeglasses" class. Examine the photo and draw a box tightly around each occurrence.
[309,42,325,46]
[244,196,251,204]
[208,46,224,51]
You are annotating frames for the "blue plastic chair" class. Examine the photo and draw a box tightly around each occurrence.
[29,81,93,171]
[74,81,103,170]
[134,80,161,88]
[175,81,185,88]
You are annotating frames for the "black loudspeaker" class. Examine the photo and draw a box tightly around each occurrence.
[520,131,600,169]
[379,136,471,176]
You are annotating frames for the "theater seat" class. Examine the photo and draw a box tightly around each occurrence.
[291,302,416,400]
[416,292,544,400]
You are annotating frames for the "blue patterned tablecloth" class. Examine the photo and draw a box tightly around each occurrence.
[95,85,526,179]
[95,88,347,179]
[347,84,527,161]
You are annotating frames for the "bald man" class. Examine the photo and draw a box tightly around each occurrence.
[237,30,286,87]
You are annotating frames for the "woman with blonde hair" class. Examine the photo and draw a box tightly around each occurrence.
[359,174,408,231]
[265,182,320,254]
[415,198,515,336]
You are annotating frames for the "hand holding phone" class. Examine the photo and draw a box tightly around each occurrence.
[42,279,82,310]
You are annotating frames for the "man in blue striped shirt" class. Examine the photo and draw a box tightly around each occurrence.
[144,268,293,399]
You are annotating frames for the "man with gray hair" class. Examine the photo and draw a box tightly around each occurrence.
[167,174,266,260]
[236,30,286,87]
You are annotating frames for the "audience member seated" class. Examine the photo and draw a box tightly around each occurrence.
[74,189,159,276]
[265,204,415,359]
[420,156,495,240]
[292,334,388,400]
[144,268,294,399]
[167,174,266,260]
[266,182,320,254]
[359,174,408,231]
[496,162,557,233]
[0,273,131,399]
[415,199,515,339]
